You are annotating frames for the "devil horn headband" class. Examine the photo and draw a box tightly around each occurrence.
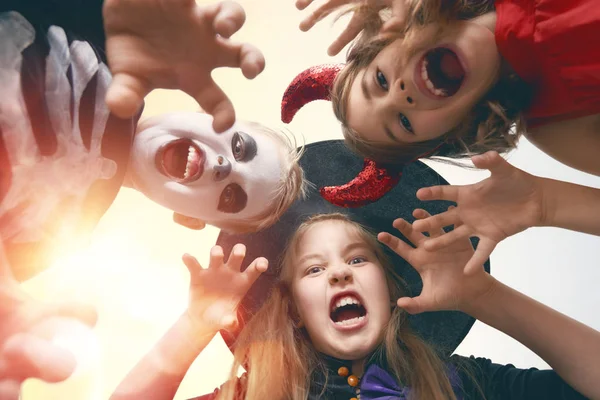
[281,64,402,208]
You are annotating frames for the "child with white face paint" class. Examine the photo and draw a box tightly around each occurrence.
[110,212,600,400]
[0,1,304,397]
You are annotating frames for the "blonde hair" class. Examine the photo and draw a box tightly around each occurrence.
[331,0,532,165]
[219,213,458,400]
[214,123,307,234]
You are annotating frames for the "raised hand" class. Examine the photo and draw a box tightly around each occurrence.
[378,208,495,315]
[0,282,97,399]
[296,0,408,56]
[103,0,265,132]
[413,151,544,275]
[181,244,268,332]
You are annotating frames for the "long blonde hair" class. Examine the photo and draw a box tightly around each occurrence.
[220,213,458,399]
[330,0,532,165]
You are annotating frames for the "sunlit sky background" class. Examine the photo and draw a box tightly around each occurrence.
[20,0,600,398]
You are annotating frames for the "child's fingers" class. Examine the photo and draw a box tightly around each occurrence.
[209,1,246,39]
[295,0,315,11]
[244,257,269,284]
[416,185,460,203]
[378,231,413,259]
[473,151,516,179]
[226,244,247,271]
[182,253,204,284]
[327,12,364,56]
[1,333,76,382]
[396,296,424,315]
[299,0,341,31]
[208,246,225,268]
[392,217,423,245]
[412,207,458,234]
[463,240,495,276]
[423,224,471,251]
[412,208,446,237]
[105,73,150,119]
[191,79,236,133]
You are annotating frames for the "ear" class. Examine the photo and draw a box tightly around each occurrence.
[173,212,206,230]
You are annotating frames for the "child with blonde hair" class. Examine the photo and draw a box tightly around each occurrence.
[110,141,599,400]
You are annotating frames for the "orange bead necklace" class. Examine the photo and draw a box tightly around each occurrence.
[337,366,361,400]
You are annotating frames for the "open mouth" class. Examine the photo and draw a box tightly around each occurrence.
[155,138,205,183]
[330,293,367,327]
[417,47,465,98]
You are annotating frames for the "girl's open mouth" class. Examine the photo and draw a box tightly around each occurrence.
[156,138,205,184]
[416,47,465,98]
[330,293,368,328]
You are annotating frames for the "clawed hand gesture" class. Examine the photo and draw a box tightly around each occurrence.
[378,208,496,315]
[413,151,544,275]
[182,244,268,332]
[296,0,409,55]
[103,0,265,132]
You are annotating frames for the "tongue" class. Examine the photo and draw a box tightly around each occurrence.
[440,52,464,80]
[336,308,361,322]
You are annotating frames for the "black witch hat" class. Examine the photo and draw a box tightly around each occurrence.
[215,65,490,356]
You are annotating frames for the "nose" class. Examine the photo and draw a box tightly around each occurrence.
[328,265,353,286]
[212,155,232,182]
[391,78,414,106]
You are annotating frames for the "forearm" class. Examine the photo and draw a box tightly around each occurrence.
[109,312,220,400]
[462,280,600,400]
[539,177,600,235]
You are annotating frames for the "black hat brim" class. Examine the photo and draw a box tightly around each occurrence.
[217,140,490,356]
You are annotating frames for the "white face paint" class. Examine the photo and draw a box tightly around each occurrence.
[129,112,283,226]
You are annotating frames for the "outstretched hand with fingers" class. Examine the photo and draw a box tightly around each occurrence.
[182,244,268,332]
[378,209,495,315]
[103,0,265,132]
[413,151,544,275]
[296,0,408,56]
[0,276,98,399]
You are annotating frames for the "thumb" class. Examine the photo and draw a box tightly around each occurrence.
[396,296,424,315]
[471,151,510,175]
[105,73,150,119]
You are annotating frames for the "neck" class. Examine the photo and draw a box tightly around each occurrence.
[351,359,366,377]
[472,11,497,34]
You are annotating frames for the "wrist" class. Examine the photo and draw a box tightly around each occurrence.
[536,176,557,228]
[180,311,221,347]
[458,276,504,317]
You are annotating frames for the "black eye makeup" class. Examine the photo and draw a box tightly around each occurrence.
[218,183,248,213]
[398,113,414,134]
[231,131,257,162]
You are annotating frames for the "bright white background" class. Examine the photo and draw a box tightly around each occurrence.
[20,0,600,398]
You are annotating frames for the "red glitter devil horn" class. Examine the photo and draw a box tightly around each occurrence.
[280,64,402,207]
[320,160,403,208]
[281,64,344,123]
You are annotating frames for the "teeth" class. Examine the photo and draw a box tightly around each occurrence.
[334,315,366,326]
[184,146,199,179]
[421,60,446,97]
[331,295,361,312]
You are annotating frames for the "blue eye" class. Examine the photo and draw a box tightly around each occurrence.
[376,69,389,91]
[399,113,413,133]
[307,266,324,275]
[349,257,366,265]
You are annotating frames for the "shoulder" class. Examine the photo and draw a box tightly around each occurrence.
[449,354,587,400]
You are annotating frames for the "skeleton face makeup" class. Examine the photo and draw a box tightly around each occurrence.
[129,112,283,227]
